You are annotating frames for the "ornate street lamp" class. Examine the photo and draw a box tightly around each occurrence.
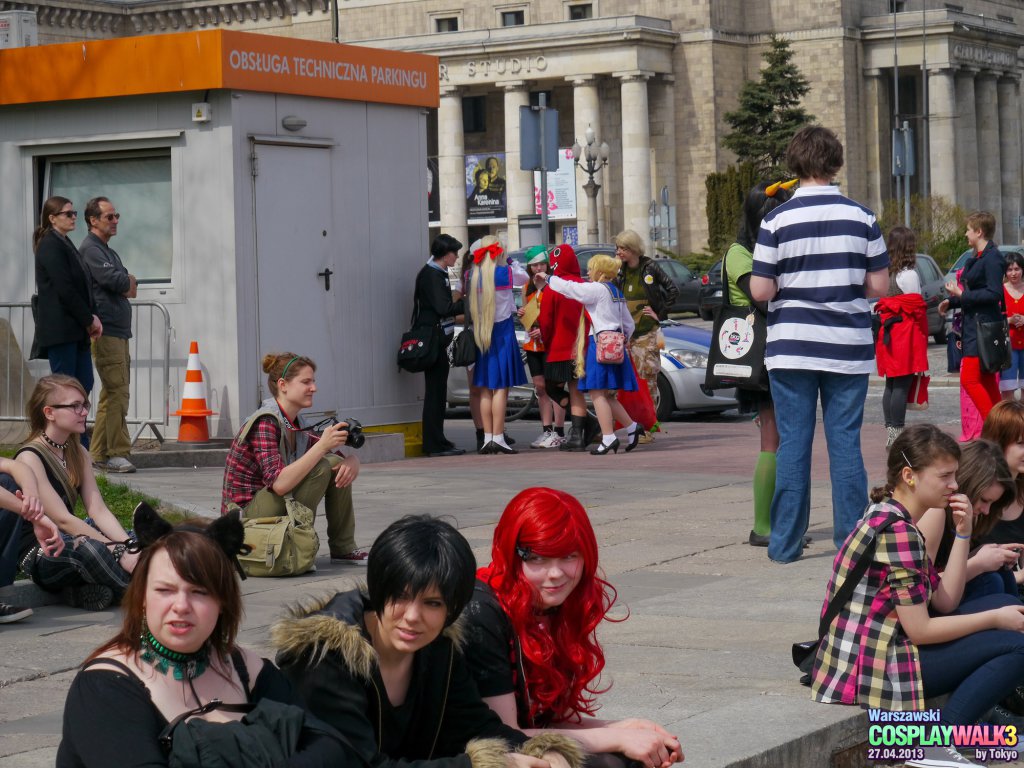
[571,125,610,244]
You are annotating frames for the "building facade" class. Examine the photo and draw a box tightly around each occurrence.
[7,0,1024,250]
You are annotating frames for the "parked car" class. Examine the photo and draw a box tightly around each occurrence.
[946,244,1024,280]
[696,260,722,320]
[866,253,947,343]
[653,257,702,314]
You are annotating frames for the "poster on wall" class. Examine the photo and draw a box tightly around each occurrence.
[562,225,579,246]
[428,157,440,225]
[533,148,577,221]
[466,153,507,223]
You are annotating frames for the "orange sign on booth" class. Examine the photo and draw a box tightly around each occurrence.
[0,29,439,108]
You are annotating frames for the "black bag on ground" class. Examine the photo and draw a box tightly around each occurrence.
[977,316,1012,374]
[704,256,769,392]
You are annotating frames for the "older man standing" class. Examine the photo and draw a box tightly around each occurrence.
[80,197,137,473]
[750,126,889,564]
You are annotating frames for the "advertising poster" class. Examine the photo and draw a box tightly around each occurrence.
[427,157,440,225]
[466,153,507,222]
[533,147,577,221]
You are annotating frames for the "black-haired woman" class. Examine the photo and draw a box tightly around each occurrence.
[1002,252,1024,402]
[272,515,584,768]
[414,234,466,457]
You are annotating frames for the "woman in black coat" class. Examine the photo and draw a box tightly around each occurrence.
[32,196,102,399]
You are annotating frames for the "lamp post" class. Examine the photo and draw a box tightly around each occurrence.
[571,125,610,244]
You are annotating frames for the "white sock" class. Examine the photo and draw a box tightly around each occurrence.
[493,433,510,448]
[626,421,639,435]
[483,432,494,444]
[602,434,617,446]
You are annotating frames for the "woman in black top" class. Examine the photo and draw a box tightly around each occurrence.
[414,234,465,457]
[31,197,103,407]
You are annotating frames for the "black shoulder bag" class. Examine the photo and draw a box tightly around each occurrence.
[977,292,1012,374]
[704,254,769,392]
[397,296,440,373]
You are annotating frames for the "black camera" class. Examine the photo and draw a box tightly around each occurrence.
[309,416,365,449]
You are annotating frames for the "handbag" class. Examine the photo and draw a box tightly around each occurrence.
[907,373,929,411]
[236,495,319,578]
[977,316,1012,374]
[791,514,897,685]
[704,255,769,392]
[595,284,626,365]
[397,298,440,373]
[448,327,476,368]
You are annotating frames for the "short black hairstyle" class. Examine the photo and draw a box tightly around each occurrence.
[367,515,476,625]
[430,233,464,261]
[1007,251,1024,274]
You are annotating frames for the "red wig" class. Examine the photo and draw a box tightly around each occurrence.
[478,487,620,724]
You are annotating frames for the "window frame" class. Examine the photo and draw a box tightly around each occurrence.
[566,2,594,20]
[429,10,463,33]
[496,5,527,27]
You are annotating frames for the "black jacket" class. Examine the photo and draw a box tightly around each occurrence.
[948,240,1005,357]
[614,256,678,321]
[32,230,96,356]
[80,232,132,339]
[414,262,464,335]
[272,590,561,768]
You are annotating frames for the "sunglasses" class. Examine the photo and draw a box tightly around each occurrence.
[101,213,121,221]
[56,210,78,218]
[49,401,91,414]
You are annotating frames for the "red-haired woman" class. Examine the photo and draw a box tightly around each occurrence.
[462,487,683,768]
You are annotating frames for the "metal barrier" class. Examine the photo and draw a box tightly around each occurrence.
[0,301,174,445]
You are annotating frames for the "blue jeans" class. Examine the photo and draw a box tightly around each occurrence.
[920,593,1024,725]
[46,341,93,448]
[767,369,869,563]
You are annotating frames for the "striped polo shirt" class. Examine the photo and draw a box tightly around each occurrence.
[752,185,888,374]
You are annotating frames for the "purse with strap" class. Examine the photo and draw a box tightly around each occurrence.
[977,315,1012,374]
[232,494,319,578]
[594,283,626,365]
[704,253,769,392]
[397,297,441,373]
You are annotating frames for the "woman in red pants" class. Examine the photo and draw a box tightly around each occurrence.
[940,211,1006,421]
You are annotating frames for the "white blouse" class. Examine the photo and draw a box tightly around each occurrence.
[546,275,635,337]
[471,260,530,323]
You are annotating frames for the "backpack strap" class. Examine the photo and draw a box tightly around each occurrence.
[81,657,138,676]
[230,648,253,702]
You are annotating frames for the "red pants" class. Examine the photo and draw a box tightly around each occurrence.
[960,356,1000,421]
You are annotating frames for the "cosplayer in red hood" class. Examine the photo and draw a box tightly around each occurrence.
[538,245,591,364]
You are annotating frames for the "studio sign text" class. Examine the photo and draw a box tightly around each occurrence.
[438,56,548,81]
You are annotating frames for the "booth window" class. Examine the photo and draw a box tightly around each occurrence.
[500,10,525,26]
[435,16,459,32]
[568,4,593,20]
[47,153,173,283]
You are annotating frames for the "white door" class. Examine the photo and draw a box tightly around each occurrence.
[253,142,341,415]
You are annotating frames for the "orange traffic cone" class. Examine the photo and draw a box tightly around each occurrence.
[174,341,215,443]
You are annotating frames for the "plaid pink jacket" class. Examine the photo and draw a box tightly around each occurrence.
[810,501,938,710]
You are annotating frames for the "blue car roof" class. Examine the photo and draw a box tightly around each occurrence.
[660,322,712,347]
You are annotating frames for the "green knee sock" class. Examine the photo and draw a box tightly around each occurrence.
[752,451,776,537]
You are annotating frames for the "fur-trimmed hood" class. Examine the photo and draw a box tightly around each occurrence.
[270,587,466,678]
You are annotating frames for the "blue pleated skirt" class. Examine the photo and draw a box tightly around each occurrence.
[578,336,638,392]
[473,317,528,389]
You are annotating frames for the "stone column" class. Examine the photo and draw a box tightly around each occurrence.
[975,71,1002,220]
[438,86,468,247]
[863,69,888,216]
[569,74,602,244]
[617,71,654,252]
[955,68,980,211]
[998,75,1022,244]
[929,67,957,205]
[500,80,531,251]
[655,75,678,250]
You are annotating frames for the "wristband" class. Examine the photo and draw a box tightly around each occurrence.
[955,532,971,540]
[111,542,128,563]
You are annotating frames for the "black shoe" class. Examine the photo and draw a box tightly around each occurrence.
[748,530,770,547]
[503,432,516,446]
[0,603,32,624]
[626,424,646,452]
[583,414,601,446]
[62,584,115,611]
[427,448,466,457]
[478,441,495,455]
[1000,685,1024,716]
[490,441,518,455]
[475,428,485,452]
[590,438,620,455]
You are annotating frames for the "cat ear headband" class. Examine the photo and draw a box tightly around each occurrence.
[132,502,251,580]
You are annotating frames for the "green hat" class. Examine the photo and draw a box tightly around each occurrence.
[525,245,549,265]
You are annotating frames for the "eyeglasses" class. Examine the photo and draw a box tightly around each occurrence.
[102,213,121,221]
[56,210,78,218]
[49,401,91,414]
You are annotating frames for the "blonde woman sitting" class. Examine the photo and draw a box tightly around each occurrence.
[468,237,530,455]
[533,255,640,455]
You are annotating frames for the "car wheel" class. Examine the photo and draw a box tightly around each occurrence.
[655,373,674,422]
[505,387,536,422]
[699,308,713,321]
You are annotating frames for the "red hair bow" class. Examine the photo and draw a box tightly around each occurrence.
[472,242,503,264]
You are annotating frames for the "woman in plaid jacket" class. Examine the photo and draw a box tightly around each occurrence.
[810,425,1024,763]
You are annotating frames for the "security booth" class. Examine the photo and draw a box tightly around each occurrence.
[0,30,438,452]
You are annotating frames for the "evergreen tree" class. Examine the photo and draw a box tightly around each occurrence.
[723,35,815,175]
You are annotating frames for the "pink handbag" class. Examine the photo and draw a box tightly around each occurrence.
[595,330,625,364]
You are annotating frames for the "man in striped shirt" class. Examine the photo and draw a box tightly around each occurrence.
[750,126,889,564]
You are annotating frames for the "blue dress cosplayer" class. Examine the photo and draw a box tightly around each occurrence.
[468,237,530,455]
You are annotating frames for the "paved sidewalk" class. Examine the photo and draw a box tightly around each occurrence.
[0,418,903,768]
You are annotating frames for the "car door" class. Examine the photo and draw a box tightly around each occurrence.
[915,255,946,337]
[661,260,699,313]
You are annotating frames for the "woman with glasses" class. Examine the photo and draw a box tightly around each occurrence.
[220,352,368,565]
[31,198,103,446]
[14,375,137,611]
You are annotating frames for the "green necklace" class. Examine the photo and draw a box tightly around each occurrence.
[140,629,209,681]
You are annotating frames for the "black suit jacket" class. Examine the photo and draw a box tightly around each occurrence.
[413,262,463,334]
[32,230,95,356]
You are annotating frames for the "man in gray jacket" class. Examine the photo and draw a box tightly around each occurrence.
[80,197,137,473]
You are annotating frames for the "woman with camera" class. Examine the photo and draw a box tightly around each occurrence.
[220,352,368,565]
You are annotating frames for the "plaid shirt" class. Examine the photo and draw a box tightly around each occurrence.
[220,412,311,514]
[810,501,938,710]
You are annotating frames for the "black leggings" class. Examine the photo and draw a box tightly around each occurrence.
[882,374,913,427]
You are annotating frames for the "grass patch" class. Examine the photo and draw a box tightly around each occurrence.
[79,476,188,530]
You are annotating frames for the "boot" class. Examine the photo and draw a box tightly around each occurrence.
[583,414,601,446]
[560,415,586,451]
[476,428,485,453]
